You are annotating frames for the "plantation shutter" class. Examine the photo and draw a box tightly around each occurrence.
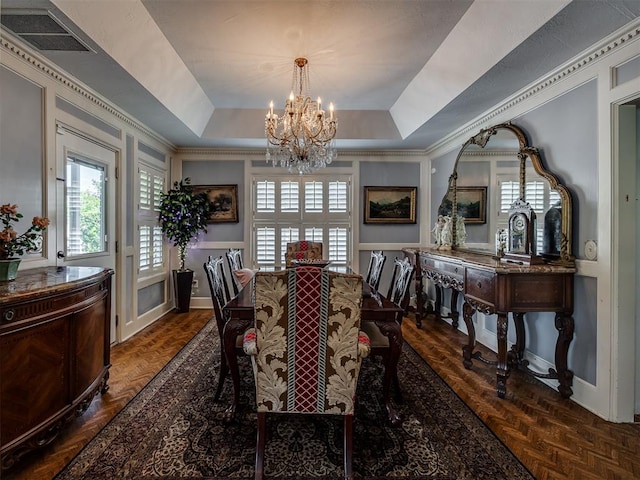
[328,227,348,262]
[256,180,275,212]
[329,181,348,212]
[304,181,323,212]
[281,181,299,212]
[152,226,163,268]
[139,225,151,271]
[499,180,520,213]
[138,162,166,273]
[252,174,352,269]
[139,169,151,210]
[256,226,276,265]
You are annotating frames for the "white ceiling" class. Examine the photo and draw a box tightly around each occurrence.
[2,0,639,151]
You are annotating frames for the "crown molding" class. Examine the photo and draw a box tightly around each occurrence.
[1,31,176,151]
[175,148,264,157]
[175,147,427,157]
[426,19,640,158]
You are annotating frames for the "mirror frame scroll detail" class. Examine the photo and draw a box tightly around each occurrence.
[446,122,575,266]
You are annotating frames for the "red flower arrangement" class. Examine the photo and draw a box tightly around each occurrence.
[0,204,50,260]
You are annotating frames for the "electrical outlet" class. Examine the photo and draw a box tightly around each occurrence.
[192,279,198,289]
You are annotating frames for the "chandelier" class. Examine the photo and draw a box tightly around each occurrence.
[265,58,337,174]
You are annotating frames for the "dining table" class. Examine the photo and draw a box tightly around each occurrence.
[222,273,405,426]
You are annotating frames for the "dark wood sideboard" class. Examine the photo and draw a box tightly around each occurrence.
[0,266,113,469]
[403,248,575,399]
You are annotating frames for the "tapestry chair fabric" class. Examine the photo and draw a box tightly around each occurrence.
[203,255,245,401]
[284,240,323,267]
[365,250,386,291]
[243,267,370,480]
[360,256,414,402]
[226,248,244,295]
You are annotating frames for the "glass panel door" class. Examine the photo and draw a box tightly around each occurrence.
[56,128,117,342]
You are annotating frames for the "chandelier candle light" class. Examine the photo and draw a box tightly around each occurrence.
[265,57,337,174]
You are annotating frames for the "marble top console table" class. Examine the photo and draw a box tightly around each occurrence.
[411,248,576,399]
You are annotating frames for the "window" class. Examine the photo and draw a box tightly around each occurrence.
[137,162,165,273]
[65,156,107,256]
[253,175,351,269]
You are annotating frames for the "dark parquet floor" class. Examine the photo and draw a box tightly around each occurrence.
[3,308,639,480]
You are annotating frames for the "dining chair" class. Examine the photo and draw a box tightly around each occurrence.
[226,248,244,295]
[243,267,370,480]
[365,250,386,291]
[360,256,414,401]
[284,240,322,267]
[203,255,245,401]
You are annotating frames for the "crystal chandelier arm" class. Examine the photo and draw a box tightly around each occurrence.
[265,57,337,173]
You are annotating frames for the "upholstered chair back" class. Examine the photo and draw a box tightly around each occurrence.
[284,241,323,267]
[251,267,366,414]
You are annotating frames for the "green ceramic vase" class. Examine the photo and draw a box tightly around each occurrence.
[0,258,21,282]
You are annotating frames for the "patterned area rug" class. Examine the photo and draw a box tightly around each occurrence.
[55,321,533,480]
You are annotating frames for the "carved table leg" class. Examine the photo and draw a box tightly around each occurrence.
[509,312,526,367]
[414,271,425,328]
[222,317,250,420]
[100,371,110,394]
[461,301,476,369]
[375,319,403,427]
[450,290,460,329]
[553,312,575,398]
[496,313,509,399]
[434,285,443,321]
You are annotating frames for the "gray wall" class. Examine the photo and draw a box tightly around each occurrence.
[0,67,44,221]
[182,160,245,244]
[518,80,598,259]
[359,161,421,244]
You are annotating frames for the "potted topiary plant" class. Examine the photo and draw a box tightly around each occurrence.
[158,178,211,312]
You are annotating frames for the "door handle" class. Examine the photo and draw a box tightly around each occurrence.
[57,251,65,259]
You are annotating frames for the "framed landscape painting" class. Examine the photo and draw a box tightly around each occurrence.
[364,186,417,224]
[193,184,239,223]
[438,186,487,224]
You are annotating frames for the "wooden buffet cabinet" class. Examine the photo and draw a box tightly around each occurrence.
[0,266,113,469]
[411,122,579,400]
[405,247,575,399]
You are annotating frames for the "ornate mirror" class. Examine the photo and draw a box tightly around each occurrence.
[437,122,574,266]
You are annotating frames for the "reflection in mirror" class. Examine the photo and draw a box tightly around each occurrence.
[437,123,574,265]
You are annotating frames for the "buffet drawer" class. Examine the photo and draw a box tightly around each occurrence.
[465,267,497,306]
[421,256,463,282]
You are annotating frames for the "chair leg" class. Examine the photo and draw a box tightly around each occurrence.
[214,353,229,401]
[392,371,403,404]
[343,415,354,480]
[255,411,266,480]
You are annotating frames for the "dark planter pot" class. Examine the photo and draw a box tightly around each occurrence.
[173,269,194,313]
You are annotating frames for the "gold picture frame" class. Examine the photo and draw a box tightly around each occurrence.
[193,184,239,223]
[439,186,487,224]
[364,186,417,224]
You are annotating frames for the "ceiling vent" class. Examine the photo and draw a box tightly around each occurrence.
[0,10,92,52]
